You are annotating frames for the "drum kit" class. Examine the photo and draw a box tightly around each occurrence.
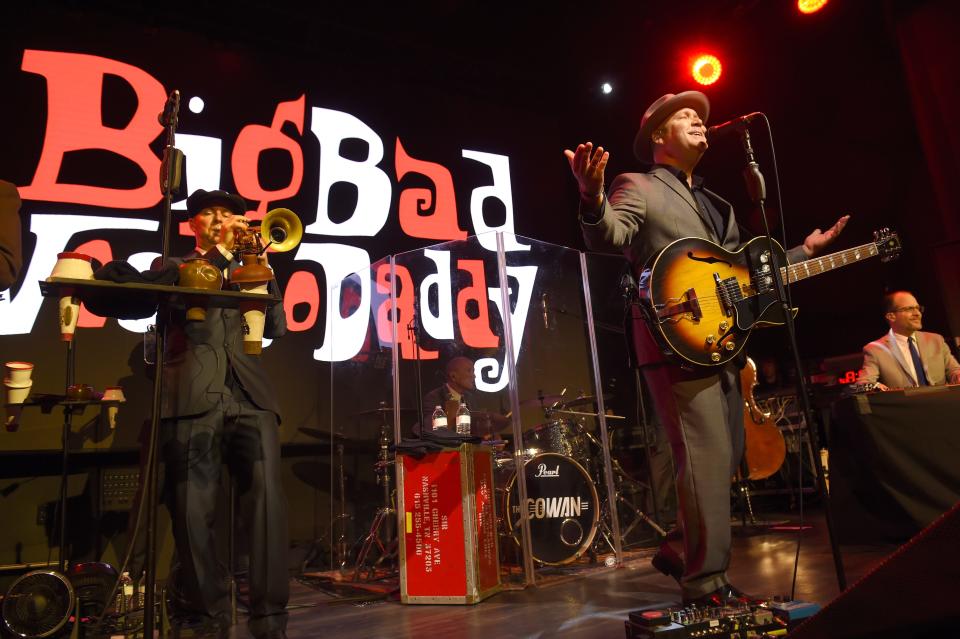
[304,392,664,579]
[493,391,666,566]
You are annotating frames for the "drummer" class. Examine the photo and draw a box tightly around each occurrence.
[418,356,509,439]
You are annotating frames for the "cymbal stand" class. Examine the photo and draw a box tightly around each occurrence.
[334,439,350,572]
[350,416,397,581]
[560,411,666,554]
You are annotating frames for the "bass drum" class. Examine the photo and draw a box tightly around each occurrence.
[500,453,599,565]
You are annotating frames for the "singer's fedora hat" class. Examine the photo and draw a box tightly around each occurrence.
[183,189,247,220]
[633,91,710,162]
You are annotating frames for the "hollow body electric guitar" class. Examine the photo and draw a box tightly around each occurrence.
[637,229,901,367]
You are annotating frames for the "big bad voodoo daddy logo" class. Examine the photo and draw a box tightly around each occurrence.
[2,49,541,391]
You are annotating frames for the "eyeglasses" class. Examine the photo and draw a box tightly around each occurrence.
[894,305,924,314]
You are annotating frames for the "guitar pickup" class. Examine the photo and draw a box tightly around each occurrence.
[656,288,702,321]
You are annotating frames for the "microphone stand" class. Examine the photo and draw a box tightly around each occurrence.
[143,90,184,639]
[408,291,425,437]
[737,125,847,593]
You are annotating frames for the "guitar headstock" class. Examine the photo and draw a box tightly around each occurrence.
[873,228,901,263]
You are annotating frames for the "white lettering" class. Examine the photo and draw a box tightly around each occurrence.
[293,242,371,362]
[419,249,454,340]
[0,214,158,335]
[306,107,390,237]
[476,264,537,392]
[462,150,528,253]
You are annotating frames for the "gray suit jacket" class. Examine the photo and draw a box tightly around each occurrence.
[860,330,960,388]
[581,166,806,365]
[161,248,287,420]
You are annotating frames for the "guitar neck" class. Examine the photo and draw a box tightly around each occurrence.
[780,241,879,284]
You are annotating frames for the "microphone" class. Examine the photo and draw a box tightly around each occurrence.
[706,112,763,140]
[158,89,180,126]
[541,292,549,330]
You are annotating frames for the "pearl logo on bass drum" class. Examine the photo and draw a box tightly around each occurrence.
[534,463,560,478]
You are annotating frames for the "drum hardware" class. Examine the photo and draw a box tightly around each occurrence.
[498,453,600,565]
[349,413,398,582]
[559,392,614,409]
[517,389,567,410]
[565,414,668,552]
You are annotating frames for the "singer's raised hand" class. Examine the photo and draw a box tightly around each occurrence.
[563,142,608,207]
[802,214,850,257]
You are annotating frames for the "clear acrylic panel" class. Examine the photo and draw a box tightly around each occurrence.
[327,254,397,577]
[582,250,673,550]
[499,234,623,578]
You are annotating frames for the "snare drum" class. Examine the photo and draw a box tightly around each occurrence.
[499,453,599,565]
[525,418,587,459]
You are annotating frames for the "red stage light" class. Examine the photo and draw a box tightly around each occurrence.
[798,0,829,14]
[691,54,722,86]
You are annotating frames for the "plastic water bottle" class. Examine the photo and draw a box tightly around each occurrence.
[456,402,471,435]
[431,405,447,431]
[116,571,133,616]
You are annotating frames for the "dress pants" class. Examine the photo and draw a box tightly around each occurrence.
[162,383,289,638]
[641,362,743,599]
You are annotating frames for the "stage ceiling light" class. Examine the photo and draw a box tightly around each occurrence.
[601,82,613,94]
[691,54,722,86]
[798,0,829,14]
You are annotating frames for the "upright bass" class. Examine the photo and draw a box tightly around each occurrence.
[740,357,786,480]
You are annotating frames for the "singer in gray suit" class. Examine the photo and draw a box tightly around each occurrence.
[860,290,960,389]
[160,189,288,639]
[565,91,848,606]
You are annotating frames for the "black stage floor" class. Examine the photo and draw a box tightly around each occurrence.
[215,507,898,638]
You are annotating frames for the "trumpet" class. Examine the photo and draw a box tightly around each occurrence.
[234,208,303,255]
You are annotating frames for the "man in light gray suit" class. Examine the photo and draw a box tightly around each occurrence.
[161,189,289,639]
[860,290,960,390]
[565,91,848,606]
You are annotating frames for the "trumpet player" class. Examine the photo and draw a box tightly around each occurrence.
[160,189,289,639]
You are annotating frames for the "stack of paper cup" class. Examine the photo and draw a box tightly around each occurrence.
[4,361,34,432]
[48,252,95,341]
[237,282,270,355]
[101,386,126,430]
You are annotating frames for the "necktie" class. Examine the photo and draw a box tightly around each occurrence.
[909,336,929,386]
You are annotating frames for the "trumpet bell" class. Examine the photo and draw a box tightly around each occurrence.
[260,208,302,252]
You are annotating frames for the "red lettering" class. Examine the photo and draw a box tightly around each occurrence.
[19,50,166,208]
[232,95,305,217]
[284,270,319,332]
[395,138,465,240]
[376,264,437,360]
[456,260,499,348]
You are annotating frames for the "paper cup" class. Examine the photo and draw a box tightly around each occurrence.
[238,282,269,355]
[5,362,34,385]
[59,294,81,341]
[102,405,119,430]
[49,252,95,280]
[241,307,266,354]
[102,386,126,402]
[5,381,32,403]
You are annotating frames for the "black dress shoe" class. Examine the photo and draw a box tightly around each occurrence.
[650,544,684,583]
[682,583,759,607]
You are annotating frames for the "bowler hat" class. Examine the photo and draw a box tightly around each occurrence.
[633,91,710,162]
[184,189,247,219]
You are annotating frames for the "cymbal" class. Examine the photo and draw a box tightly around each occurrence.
[350,406,418,417]
[298,427,350,442]
[518,394,565,408]
[561,393,613,408]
